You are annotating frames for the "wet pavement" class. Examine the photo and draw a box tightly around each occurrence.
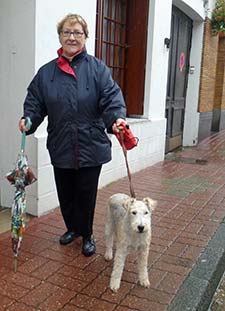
[1,130,225,310]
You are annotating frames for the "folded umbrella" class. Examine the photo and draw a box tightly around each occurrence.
[6,117,37,272]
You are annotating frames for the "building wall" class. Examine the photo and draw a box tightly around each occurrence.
[0,0,36,209]
[212,37,225,131]
[198,17,219,140]
[214,38,225,110]
[0,0,98,215]
[30,0,98,215]
[199,19,218,113]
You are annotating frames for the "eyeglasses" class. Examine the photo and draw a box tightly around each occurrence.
[61,30,84,38]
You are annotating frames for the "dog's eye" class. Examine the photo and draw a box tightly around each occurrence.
[132,211,137,215]
[144,211,149,215]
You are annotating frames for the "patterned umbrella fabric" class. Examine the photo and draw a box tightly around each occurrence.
[6,117,37,272]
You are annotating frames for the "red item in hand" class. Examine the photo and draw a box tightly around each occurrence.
[114,121,138,150]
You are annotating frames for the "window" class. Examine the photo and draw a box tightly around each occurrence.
[95,0,127,91]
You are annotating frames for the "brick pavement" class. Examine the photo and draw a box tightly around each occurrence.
[1,130,225,310]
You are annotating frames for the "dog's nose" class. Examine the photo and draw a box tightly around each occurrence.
[138,225,144,233]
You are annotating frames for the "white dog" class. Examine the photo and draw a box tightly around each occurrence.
[104,193,156,292]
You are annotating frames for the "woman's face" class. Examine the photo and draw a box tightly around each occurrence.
[59,21,86,58]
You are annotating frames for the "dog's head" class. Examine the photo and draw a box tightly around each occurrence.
[123,197,157,233]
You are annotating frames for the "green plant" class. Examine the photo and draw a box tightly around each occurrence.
[211,0,225,36]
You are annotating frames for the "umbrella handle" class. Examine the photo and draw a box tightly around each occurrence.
[21,117,32,153]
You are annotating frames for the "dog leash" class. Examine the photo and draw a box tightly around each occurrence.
[119,130,136,198]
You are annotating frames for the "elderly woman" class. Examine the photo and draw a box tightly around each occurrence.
[19,13,126,257]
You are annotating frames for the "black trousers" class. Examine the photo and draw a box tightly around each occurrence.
[53,166,102,238]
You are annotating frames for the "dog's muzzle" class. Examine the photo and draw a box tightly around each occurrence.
[138,225,145,233]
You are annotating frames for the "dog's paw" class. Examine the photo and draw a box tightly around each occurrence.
[139,279,150,288]
[110,279,120,292]
[110,284,119,293]
[104,251,113,261]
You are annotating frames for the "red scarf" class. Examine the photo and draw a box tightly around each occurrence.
[56,47,84,78]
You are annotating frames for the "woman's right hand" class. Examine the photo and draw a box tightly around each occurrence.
[19,118,29,132]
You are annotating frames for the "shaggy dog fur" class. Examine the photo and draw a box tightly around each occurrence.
[104,193,156,292]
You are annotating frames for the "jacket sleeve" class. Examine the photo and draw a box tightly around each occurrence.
[98,62,126,130]
[23,70,47,135]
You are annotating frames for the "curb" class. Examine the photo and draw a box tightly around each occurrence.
[168,218,225,311]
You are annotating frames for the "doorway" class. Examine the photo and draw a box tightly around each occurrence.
[165,6,193,153]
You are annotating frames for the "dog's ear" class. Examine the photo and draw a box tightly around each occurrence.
[123,198,136,210]
[143,197,157,212]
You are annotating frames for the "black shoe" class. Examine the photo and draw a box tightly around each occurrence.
[82,236,96,257]
[59,231,78,245]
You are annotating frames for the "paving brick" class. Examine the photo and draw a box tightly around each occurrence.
[23,238,55,255]
[19,281,59,307]
[151,237,172,248]
[70,293,116,310]
[68,252,99,269]
[153,260,190,275]
[47,272,87,292]
[1,271,41,289]
[49,241,82,256]
[38,248,75,264]
[121,294,167,311]
[179,231,210,242]
[0,232,10,242]
[148,242,167,253]
[131,285,174,305]
[157,272,186,294]
[81,275,109,298]
[176,236,208,248]
[27,229,59,241]
[30,260,62,280]
[180,244,204,261]
[0,266,12,278]
[58,264,97,283]
[158,228,180,242]
[148,268,168,288]
[114,307,139,311]
[159,254,193,270]
[59,305,87,311]
[6,303,36,311]
[17,256,49,274]
[0,279,30,300]
[0,294,14,311]
[0,253,14,269]
[166,241,188,257]
[38,287,76,311]
[84,253,112,273]
[101,281,134,304]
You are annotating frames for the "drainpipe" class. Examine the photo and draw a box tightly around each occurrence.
[203,0,209,19]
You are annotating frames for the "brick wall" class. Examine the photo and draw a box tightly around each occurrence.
[214,38,225,110]
[198,18,218,113]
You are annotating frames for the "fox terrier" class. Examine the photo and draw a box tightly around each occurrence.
[104,193,156,292]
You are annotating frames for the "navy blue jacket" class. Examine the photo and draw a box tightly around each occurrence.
[23,49,126,168]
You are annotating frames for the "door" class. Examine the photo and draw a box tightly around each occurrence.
[95,0,149,116]
[165,6,192,153]
[124,0,149,115]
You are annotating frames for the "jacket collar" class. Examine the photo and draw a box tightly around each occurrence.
[56,47,87,78]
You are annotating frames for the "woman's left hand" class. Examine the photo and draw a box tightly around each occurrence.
[112,118,126,133]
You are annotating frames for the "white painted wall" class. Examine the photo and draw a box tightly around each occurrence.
[183,20,203,146]
[0,0,207,216]
[145,0,172,121]
[32,0,98,215]
[0,0,36,209]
